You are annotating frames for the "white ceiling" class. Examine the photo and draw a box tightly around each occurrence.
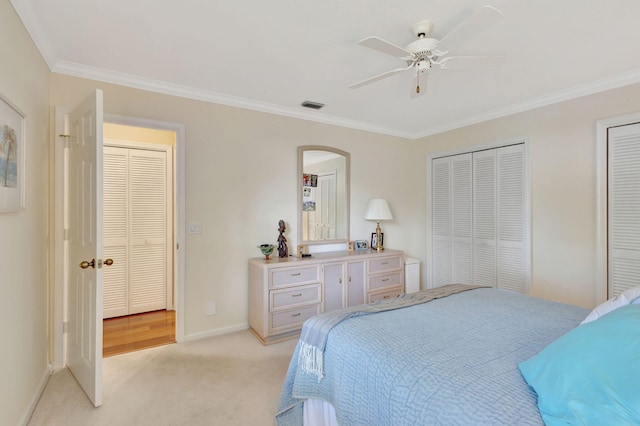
[11,0,640,139]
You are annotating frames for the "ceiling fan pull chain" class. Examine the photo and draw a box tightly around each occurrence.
[416,68,421,94]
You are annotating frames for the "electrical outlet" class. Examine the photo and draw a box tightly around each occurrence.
[205,301,216,316]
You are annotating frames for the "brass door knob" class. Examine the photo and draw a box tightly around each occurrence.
[80,259,95,269]
[104,258,114,266]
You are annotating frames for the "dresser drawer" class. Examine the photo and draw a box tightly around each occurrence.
[271,305,320,331]
[369,256,402,274]
[368,286,402,303]
[369,272,402,291]
[270,266,320,288]
[270,284,321,311]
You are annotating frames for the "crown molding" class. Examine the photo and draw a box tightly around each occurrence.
[412,68,640,140]
[52,61,416,140]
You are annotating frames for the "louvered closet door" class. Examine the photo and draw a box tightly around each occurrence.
[473,150,497,288]
[451,154,473,285]
[497,145,526,292]
[129,149,168,314]
[608,124,640,298]
[103,147,129,318]
[432,157,451,287]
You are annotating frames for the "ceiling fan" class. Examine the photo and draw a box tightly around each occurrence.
[348,5,505,97]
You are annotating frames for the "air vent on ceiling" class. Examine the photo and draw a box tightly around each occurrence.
[301,101,325,110]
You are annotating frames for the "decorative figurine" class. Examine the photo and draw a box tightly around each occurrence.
[277,219,288,258]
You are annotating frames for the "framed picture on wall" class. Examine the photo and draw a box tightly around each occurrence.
[0,93,26,212]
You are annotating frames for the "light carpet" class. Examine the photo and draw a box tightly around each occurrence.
[28,330,298,426]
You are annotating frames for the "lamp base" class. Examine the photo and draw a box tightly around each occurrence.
[375,222,384,252]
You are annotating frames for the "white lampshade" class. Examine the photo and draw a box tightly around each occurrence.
[364,199,393,221]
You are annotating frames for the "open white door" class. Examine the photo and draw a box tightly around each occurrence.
[66,89,105,407]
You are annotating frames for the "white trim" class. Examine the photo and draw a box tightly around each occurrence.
[51,107,69,371]
[20,366,51,426]
[183,323,249,342]
[426,137,531,293]
[413,69,640,139]
[105,114,187,344]
[595,112,640,304]
[51,61,640,141]
[53,61,415,140]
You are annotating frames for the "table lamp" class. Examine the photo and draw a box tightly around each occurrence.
[364,198,393,252]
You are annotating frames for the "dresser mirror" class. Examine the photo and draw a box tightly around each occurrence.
[298,146,350,248]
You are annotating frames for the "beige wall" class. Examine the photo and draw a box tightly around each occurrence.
[0,1,51,424]
[410,83,640,309]
[104,122,176,146]
[49,73,416,340]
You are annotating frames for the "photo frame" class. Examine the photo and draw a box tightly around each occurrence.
[303,173,318,187]
[354,240,369,251]
[0,94,25,212]
[371,232,384,249]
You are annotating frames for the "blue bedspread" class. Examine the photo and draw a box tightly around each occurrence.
[276,288,588,425]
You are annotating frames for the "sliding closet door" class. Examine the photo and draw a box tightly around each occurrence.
[608,124,640,298]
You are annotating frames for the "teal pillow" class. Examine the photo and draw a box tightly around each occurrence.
[519,304,640,425]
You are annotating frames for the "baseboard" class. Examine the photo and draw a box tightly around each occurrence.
[183,322,249,342]
[21,365,52,426]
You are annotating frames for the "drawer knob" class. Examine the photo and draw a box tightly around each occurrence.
[383,295,391,299]
[381,262,389,265]
[382,278,389,282]
[291,272,301,276]
[291,293,302,297]
[292,313,301,317]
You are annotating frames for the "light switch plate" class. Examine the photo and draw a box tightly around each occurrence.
[188,222,201,234]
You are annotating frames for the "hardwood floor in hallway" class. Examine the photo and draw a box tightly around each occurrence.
[103,310,176,357]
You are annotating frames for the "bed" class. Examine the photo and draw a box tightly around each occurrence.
[276,285,640,425]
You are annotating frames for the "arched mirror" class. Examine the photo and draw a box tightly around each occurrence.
[298,146,350,248]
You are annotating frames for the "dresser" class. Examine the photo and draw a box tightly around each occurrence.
[248,249,404,345]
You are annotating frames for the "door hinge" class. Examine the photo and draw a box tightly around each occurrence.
[63,228,70,241]
[176,243,179,250]
[63,321,69,333]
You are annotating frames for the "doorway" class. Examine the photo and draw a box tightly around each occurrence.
[52,107,186,372]
[102,123,176,357]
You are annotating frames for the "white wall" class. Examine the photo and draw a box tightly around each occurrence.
[49,74,416,340]
[410,83,640,309]
[0,1,51,424]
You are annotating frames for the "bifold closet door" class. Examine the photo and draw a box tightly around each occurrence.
[103,146,169,318]
[608,123,640,298]
[432,154,473,287]
[432,144,527,292]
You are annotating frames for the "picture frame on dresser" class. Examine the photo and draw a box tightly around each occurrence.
[354,240,368,251]
[371,232,383,249]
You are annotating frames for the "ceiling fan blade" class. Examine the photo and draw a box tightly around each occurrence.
[439,56,507,70]
[358,36,412,58]
[348,65,413,89]
[410,72,428,98]
[437,6,503,50]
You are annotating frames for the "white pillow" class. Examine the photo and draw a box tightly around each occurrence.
[580,286,640,325]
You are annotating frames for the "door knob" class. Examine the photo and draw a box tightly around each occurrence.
[80,259,95,269]
[104,258,114,266]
